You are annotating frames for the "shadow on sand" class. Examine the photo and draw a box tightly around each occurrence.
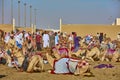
[0,75,7,78]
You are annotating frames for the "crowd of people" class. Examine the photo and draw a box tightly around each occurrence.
[0,29,120,76]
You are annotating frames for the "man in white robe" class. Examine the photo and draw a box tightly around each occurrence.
[14,32,23,49]
[42,31,50,48]
[24,32,29,40]
[4,33,10,44]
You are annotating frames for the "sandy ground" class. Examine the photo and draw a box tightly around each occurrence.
[0,61,120,80]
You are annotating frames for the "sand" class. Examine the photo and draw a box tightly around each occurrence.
[0,61,120,80]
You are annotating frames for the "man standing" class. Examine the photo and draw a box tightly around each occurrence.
[15,32,23,49]
[49,31,55,48]
[42,31,50,48]
[55,32,59,45]
[36,32,42,51]
[99,33,103,44]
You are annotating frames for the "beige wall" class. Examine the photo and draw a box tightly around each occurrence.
[0,24,13,32]
[61,24,120,40]
[17,27,32,32]
[0,24,32,33]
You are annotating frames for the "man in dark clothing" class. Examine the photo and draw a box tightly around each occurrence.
[49,31,55,48]
[36,32,42,51]
[73,33,80,52]
[99,33,103,44]
[20,54,29,71]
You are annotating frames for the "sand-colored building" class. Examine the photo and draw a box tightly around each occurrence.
[116,18,120,25]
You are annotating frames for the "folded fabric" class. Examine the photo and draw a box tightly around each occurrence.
[94,64,114,69]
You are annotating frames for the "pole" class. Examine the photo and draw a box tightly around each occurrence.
[18,0,20,27]
[30,5,32,27]
[2,0,4,24]
[31,24,33,33]
[34,9,37,26]
[11,0,13,24]
[24,3,27,27]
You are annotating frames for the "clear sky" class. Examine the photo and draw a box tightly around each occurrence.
[0,0,120,29]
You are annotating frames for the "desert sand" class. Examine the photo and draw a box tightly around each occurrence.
[0,61,120,80]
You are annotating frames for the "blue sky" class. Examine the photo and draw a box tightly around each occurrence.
[0,0,120,29]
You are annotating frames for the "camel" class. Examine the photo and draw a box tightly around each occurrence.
[0,49,12,66]
[111,48,120,62]
[27,55,44,72]
[85,47,100,61]
[46,53,91,76]
[13,46,25,67]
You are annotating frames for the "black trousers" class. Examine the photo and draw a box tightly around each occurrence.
[36,42,42,51]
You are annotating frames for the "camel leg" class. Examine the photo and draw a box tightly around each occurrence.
[86,56,94,62]
[111,53,119,62]
[37,56,44,71]
[74,65,89,76]
[74,67,80,75]
[79,65,89,75]
[46,53,54,68]
[101,56,105,61]
[27,56,38,72]
[105,58,110,62]
[53,51,61,60]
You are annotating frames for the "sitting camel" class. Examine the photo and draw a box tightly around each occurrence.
[46,52,92,76]
[111,48,120,62]
[26,54,44,72]
[85,47,100,62]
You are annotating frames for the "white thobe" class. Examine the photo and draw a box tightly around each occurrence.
[43,34,49,48]
[4,34,10,43]
[55,35,59,45]
[15,33,23,45]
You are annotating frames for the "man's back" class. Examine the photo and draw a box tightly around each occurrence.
[36,35,42,43]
